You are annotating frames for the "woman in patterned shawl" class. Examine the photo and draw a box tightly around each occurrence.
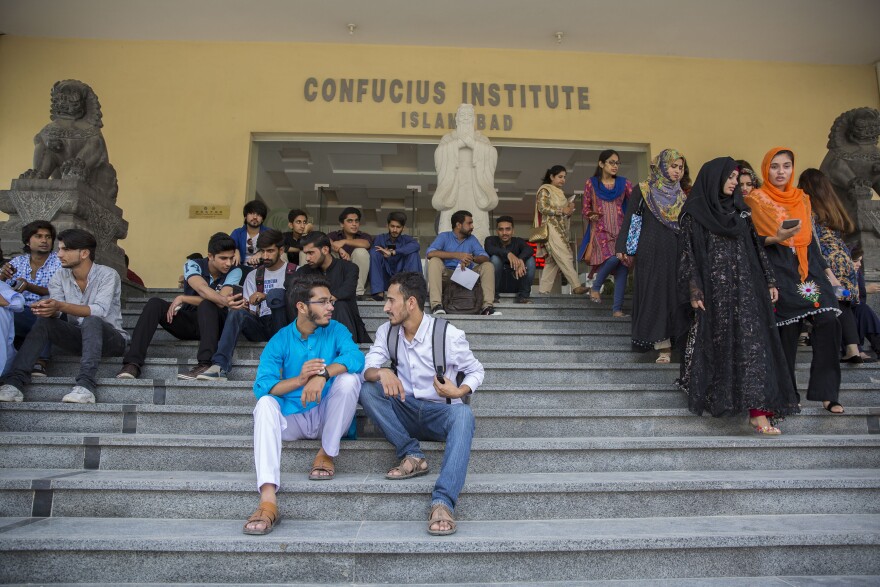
[798,168,873,363]
[677,157,799,434]
[745,148,845,414]
[580,149,633,317]
[615,148,688,363]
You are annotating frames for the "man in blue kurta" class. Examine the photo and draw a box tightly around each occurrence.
[243,274,364,535]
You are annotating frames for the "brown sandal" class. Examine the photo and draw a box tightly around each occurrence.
[428,503,457,536]
[309,450,335,480]
[385,455,429,480]
[243,501,279,535]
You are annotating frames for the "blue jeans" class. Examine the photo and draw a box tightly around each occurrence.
[14,306,51,359]
[592,256,629,312]
[359,381,475,511]
[211,309,275,372]
[490,255,536,299]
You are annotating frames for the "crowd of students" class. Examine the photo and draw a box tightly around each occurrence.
[0,145,878,535]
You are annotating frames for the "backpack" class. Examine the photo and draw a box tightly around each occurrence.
[386,317,470,405]
[255,262,297,314]
[441,276,483,315]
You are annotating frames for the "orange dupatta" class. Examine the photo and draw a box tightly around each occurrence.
[744,146,812,281]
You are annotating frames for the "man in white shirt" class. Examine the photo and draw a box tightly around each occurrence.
[360,271,483,536]
[199,229,295,381]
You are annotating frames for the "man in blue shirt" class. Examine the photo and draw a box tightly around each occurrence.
[243,274,364,535]
[426,209,498,315]
[368,211,421,301]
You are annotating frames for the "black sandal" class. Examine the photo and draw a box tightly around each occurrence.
[823,401,845,414]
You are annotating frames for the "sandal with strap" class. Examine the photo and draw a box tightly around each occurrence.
[243,501,280,535]
[823,401,845,414]
[308,450,335,480]
[428,503,457,536]
[385,455,429,480]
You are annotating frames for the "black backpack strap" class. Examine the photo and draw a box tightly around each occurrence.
[387,324,400,376]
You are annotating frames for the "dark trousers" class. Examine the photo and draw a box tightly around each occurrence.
[211,309,277,372]
[838,301,859,347]
[123,297,227,366]
[778,310,841,403]
[4,316,127,392]
[13,306,52,359]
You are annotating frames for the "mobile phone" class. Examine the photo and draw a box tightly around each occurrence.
[435,366,445,384]
[781,219,800,229]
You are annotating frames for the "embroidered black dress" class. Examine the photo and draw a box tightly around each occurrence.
[677,214,800,417]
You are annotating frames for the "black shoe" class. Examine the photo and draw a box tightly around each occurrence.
[431,305,446,315]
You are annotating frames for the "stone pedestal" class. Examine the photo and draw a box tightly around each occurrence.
[0,178,128,279]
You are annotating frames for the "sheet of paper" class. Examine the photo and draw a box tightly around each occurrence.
[451,264,480,290]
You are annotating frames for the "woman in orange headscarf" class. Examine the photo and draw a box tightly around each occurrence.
[745,147,844,414]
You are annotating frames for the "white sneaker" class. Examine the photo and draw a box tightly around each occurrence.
[62,385,96,404]
[0,384,24,402]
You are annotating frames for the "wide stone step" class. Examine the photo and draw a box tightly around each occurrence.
[14,379,880,409]
[1,403,876,438]
[0,514,877,583]
[39,356,880,384]
[2,468,877,522]
[2,432,877,473]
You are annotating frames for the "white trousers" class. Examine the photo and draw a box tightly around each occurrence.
[252,372,361,492]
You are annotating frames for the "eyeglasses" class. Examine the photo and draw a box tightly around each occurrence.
[604,160,621,167]
[304,298,334,307]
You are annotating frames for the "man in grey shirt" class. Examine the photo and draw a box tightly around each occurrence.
[0,229,128,404]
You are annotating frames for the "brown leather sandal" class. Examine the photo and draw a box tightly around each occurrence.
[385,455,429,480]
[308,450,335,480]
[243,501,279,535]
[428,503,457,536]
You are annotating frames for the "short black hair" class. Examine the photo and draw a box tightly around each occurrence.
[300,231,331,251]
[496,215,515,227]
[387,211,407,226]
[338,207,362,223]
[451,210,471,230]
[21,220,56,254]
[256,228,284,250]
[243,200,268,220]
[289,274,332,307]
[207,232,237,255]
[57,228,97,261]
[288,208,308,223]
[390,271,428,309]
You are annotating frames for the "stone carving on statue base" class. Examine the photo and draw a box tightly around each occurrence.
[0,179,129,279]
[433,104,499,244]
[0,80,129,284]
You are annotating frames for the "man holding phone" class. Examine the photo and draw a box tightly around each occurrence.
[116,232,246,380]
[359,272,483,536]
[367,211,421,301]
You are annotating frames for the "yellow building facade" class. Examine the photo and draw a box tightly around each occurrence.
[0,35,877,286]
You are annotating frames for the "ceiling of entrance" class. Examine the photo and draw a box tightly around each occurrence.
[1,0,879,65]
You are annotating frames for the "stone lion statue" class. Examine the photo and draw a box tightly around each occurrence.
[19,79,118,202]
[819,107,880,235]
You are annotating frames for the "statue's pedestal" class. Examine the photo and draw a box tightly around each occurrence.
[0,178,129,280]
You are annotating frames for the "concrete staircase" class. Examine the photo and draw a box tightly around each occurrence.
[1,288,879,585]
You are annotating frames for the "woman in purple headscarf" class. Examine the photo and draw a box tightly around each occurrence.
[615,149,688,363]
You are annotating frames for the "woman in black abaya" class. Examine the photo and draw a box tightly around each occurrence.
[677,157,800,434]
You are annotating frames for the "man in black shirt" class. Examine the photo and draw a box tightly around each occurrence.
[483,216,535,304]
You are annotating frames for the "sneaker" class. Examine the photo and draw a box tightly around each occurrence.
[0,384,24,403]
[431,305,446,315]
[196,364,228,382]
[61,385,95,404]
[115,363,141,379]
[480,305,502,316]
[31,360,49,378]
[178,363,212,380]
